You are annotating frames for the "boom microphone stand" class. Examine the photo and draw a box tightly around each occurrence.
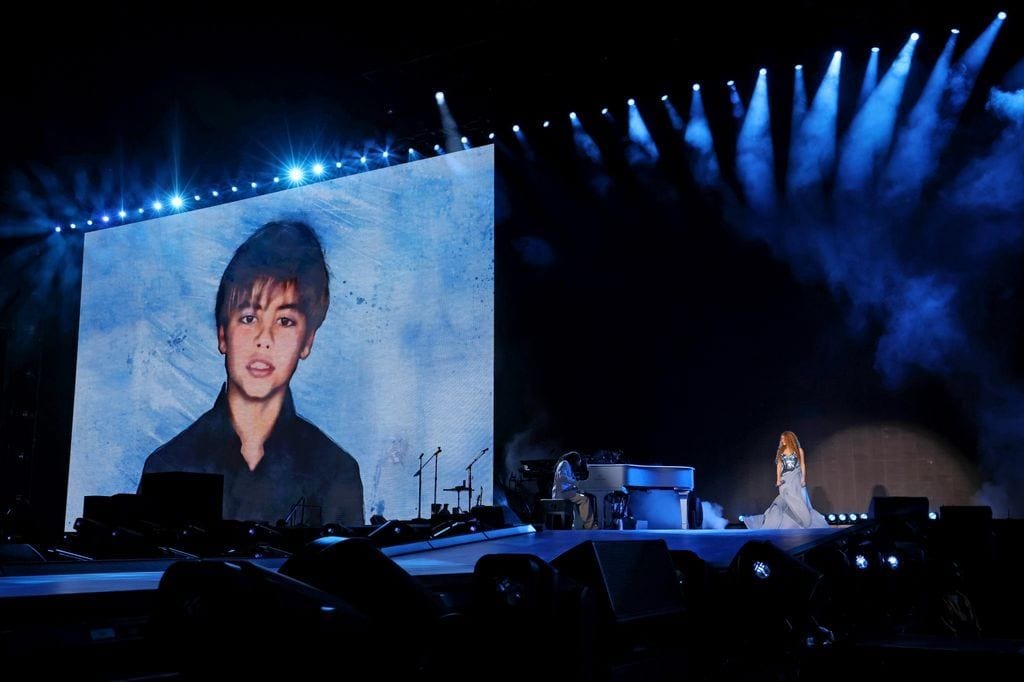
[412,446,442,517]
[466,447,489,511]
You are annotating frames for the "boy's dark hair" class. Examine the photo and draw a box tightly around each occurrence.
[215,220,330,333]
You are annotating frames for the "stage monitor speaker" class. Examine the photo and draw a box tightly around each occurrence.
[139,472,223,527]
[940,505,992,525]
[469,553,595,676]
[551,539,684,625]
[82,493,146,527]
[869,496,929,522]
[430,518,482,539]
[471,553,560,618]
[470,504,522,529]
[729,540,823,620]
[279,537,445,631]
[366,519,420,546]
[152,559,368,674]
[0,542,45,564]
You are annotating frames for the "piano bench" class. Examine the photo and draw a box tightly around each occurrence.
[538,498,576,530]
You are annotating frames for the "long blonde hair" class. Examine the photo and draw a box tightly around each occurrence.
[776,431,800,464]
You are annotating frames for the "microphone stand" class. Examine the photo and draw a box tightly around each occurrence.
[413,453,425,520]
[466,447,490,512]
[413,448,441,520]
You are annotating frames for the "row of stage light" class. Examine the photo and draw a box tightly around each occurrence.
[739,511,941,526]
[51,11,1007,234]
[50,130,497,234]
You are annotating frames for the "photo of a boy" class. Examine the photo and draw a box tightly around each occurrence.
[140,220,364,525]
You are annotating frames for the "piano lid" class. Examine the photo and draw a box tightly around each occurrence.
[580,464,694,491]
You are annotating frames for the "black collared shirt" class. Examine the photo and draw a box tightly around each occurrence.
[141,386,363,526]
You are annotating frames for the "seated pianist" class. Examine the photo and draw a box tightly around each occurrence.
[551,451,598,529]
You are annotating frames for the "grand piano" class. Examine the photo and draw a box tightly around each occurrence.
[577,464,696,529]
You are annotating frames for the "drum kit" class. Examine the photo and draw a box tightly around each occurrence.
[413,446,490,520]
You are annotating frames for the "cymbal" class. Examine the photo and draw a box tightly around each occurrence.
[443,486,472,492]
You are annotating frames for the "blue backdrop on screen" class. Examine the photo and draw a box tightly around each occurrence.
[66,147,494,529]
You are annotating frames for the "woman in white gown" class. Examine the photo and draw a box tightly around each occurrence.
[744,431,828,529]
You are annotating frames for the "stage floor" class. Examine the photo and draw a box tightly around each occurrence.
[0,525,840,599]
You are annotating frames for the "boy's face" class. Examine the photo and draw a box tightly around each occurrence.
[218,281,316,402]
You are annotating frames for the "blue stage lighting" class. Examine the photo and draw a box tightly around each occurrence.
[288,167,303,182]
[408,148,415,155]
[601,107,609,115]
[335,161,342,168]
[273,177,280,183]
[835,50,843,58]
[54,226,61,233]
[727,80,735,87]
[886,554,900,569]
[542,121,549,128]
[102,215,109,223]
[212,190,219,197]
[152,201,163,211]
[660,94,668,101]
[360,155,367,164]
[998,11,1006,20]
[193,195,201,201]
[250,182,257,189]
[911,32,920,41]
[511,125,520,133]
[435,91,445,104]
[759,67,767,76]
[138,208,145,214]
[928,511,938,520]
[692,83,700,91]
[860,513,868,520]
[170,196,183,209]
[872,46,880,52]
[84,220,91,226]
[752,561,771,580]
[118,210,127,218]
[795,64,803,70]
[738,515,745,522]
[838,514,847,522]
[488,132,495,139]
[951,28,960,34]
[312,163,324,175]
[71,223,78,229]
[569,111,577,120]
[627,98,635,106]
[382,150,389,159]
[854,554,869,570]
[827,514,836,523]
[434,143,442,151]
[461,136,469,143]
[231,186,238,192]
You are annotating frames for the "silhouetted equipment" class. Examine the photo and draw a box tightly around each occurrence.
[280,537,444,632]
[138,472,223,527]
[0,542,45,563]
[552,539,685,625]
[470,504,522,529]
[518,458,556,480]
[940,505,992,525]
[151,559,368,675]
[670,549,711,614]
[430,518,481,539]
[366,519,420,546]
[468,552,595,677]
[82,493,145,527]
[729,540,825,643]
[538,498,575,529]
[868,496,929,523]
[687,492,703,529]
